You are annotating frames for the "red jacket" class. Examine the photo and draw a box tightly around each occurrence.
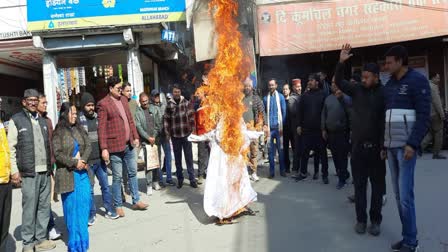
[195,106,210,136]
[97,95,139,153]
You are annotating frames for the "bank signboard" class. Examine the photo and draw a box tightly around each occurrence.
[27,0,186,31]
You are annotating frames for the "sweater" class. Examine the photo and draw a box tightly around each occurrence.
[298,89,326,134]
[321,94,349,133]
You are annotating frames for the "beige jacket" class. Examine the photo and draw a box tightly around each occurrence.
[429,82,445,120]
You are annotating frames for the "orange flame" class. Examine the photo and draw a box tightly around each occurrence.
[198,0,250,158]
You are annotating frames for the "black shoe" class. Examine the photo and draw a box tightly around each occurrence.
[177,179,184,189]
[391,240,403,252]
[399,245,418,252]
[190,181,198,188]
[323,177,329,184]
[285,170,291,174]
[355,222,367,234]
[367,223,381,236]
[336,180,346,189]
[433,154,447,159]
[294,173,308,182]
[313,173,319,180]
[280,172,287,177]
[166,180,176,186]
[268,175,275,179]
[348,195,355,203]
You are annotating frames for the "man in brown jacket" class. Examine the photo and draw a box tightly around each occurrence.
[422,73,446,159]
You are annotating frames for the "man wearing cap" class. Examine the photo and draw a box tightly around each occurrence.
[79,92,119,225]
[336,44,386,237]
[7,89,56,252]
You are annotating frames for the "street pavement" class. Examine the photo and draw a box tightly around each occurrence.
[4,148,448,252]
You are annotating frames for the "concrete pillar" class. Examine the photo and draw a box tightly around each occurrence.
[42,53,58,127]
[127,46,144,101]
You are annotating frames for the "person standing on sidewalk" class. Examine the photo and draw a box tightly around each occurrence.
[164,84,197,189]
[336,44,386,237]
[8,89,56,252]
[263,79,287,179]
[78,92,119,225]
[321,81,351,190]
[243,77,265,182]
[295,74,329,184]
[53,102,92,252]
[135,92,164,195]
[421,73,446,159]
[0,97,12,252]
[36,94,62,241]
[384,45,431,252]
[289,79,302,174]
[282,83,295,174]
[97,76,148,217]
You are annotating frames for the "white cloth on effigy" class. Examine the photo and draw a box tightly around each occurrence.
[188,121,263,220]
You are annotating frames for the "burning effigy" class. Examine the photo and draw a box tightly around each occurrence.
[188,0,263,224]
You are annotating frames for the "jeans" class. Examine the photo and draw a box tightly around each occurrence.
[171,136,195,181]
[197,141,210,178]
[387,147,418,248]
[0,183,12,252]
[110,145,140,207]
[269,128,285,176]
[300,133,328,177]
[327,132,350,182]
[162,138,173,182]
[89,161,114,218]
[352,144,386,224]
[142,144,163,186]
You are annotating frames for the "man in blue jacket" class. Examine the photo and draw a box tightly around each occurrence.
[263,79,287,178]
[383,45,431,252]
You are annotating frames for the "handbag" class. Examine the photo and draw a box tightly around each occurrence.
[145,144,160,170]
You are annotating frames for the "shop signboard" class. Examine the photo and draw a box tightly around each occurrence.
[257,0,448,56]
[162,29,177,43]
[27,0,186,31]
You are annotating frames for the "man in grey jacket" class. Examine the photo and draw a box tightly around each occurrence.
[421,73,446,159]
[7,89,56,252]
[321,81,351,189]
[135,92,165,195]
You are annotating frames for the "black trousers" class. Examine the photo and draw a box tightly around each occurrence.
[327,132,350,182]
[300,133,328,177]
[351,144,386,224]
[293,131,302,172]
[283,126,295,172]
[0,183,12,252]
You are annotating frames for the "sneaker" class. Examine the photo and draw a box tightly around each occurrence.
[105,211,120,220]
[382,195,387,206]
[190,181,198,188]
[336,181,346,190]
[35,240,56,252]
[197,177,204,185]
[367,223,381,236]
[88,216,96,226]
[433,154,447,159]
[354,222,367,234]
[153,183,162,191]
[166,180,176,186]
[147,186,153,196]
[252,173,260,182]
[313,173,319,180]
[391,240,403,252]
[295,173,308,182]
[323,177,329,184]
[348,195,355,203]
[48,227,61,240]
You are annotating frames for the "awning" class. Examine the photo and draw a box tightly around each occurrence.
[0,38,42,80]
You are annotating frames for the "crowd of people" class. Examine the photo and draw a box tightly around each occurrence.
[0,43,445,252]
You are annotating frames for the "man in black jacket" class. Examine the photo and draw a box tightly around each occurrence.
[335,44,386,237]
[296,74,329,184]
[287,79,302,173]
